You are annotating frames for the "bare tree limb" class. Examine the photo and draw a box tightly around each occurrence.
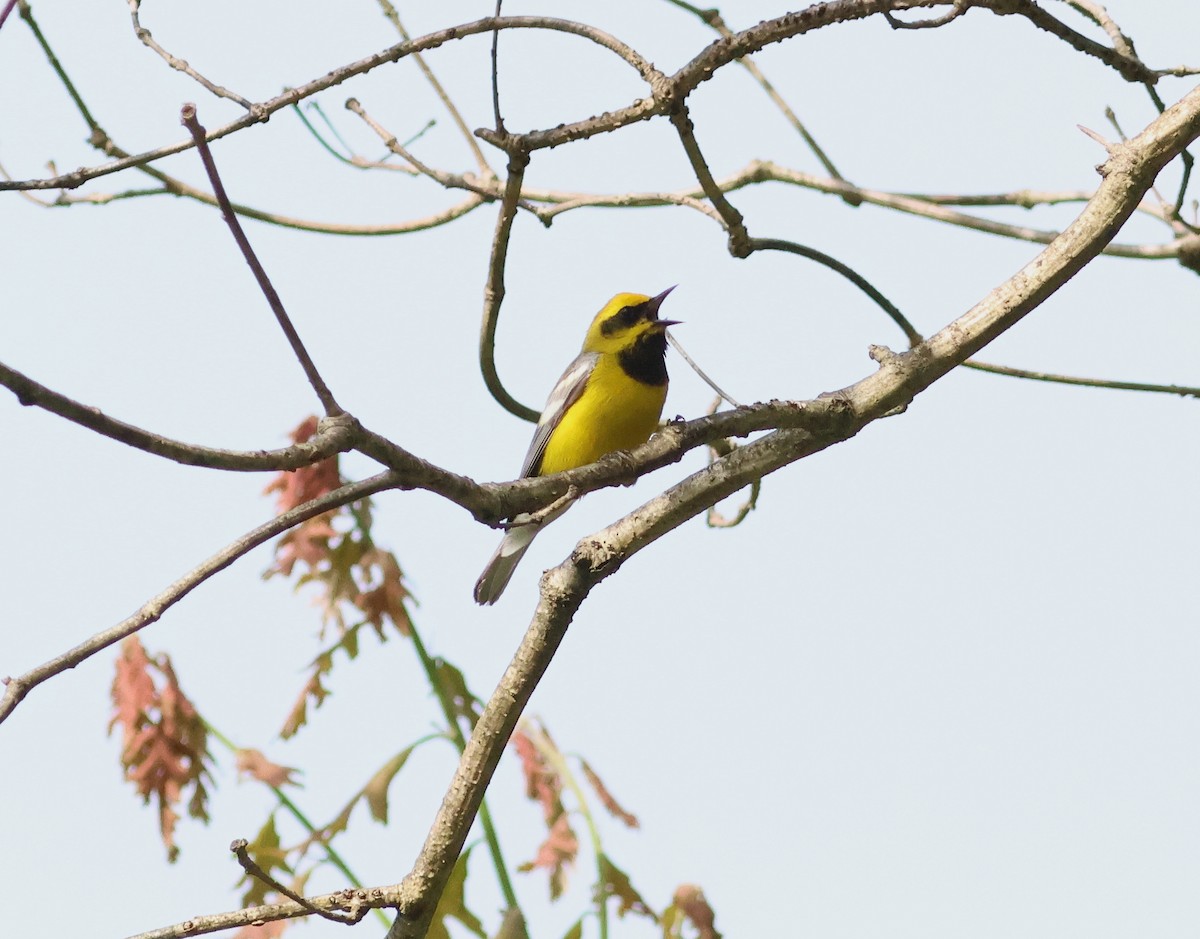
[962,359,1200,398]
[127,0,252,108]
[0,473,398,725]
[0,359,358,470]
[181,103,344,418]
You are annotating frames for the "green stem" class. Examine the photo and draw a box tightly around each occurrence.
[205,721,392,928]
[530,727,608,939]
[407,622,523,915]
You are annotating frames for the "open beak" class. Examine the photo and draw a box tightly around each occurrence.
[646,286,681,328]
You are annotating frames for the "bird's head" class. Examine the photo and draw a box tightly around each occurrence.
[582,287,680,355]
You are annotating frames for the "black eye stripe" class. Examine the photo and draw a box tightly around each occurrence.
[600,303,647,336]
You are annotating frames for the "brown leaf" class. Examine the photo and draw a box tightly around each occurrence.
[595,854,656,921]
[354,548,413,637]
[109,637,211,861]
[511,728,564,824]
[236,749,300,789]
[580,759,639,829]
[667,885,721,939]
[279,671,329,740]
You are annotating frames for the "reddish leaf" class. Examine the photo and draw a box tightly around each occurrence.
[279,672,329,740]
[580,759,640,829]
[664,885,721,939]
[354,548,413,637]
[263,416,341,514]
[109,637,211,862]
[518,813,578,900]
[236,749,300,789]
[511,728,564,824]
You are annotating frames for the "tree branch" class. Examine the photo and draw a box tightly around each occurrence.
[0,359,358,470]
[0,473,398,725]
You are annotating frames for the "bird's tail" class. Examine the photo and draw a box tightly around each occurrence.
[473,518,540,605]
[473,500,573,605]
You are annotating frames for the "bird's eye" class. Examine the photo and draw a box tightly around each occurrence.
[601,303,646,336]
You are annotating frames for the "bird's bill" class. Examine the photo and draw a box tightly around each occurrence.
[648,318,682,331]
[646,285,677,316]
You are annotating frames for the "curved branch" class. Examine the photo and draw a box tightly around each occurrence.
[0,472,399,725]
[0,360,358,470]
[3,15,661,192]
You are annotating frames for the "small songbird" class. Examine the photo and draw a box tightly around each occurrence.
[474,288,679,605]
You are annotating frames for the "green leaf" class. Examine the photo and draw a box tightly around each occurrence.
[237,814,292,907]
[595,853,656,921]
[562,916,585,939]
[364,745,416,824]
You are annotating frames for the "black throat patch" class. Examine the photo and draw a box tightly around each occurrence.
[618,330,669,386]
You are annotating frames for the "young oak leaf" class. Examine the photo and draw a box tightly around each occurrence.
[236,814,292,908]
[235,749,301,789]
[109,636,212,862]
[580,759,640,829]
[662,884,721,939]
[595,854,656,921]
[518,813,579,900]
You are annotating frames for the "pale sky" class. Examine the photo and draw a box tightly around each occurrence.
[3,2,1199,938]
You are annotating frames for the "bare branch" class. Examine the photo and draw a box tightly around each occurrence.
[962,359,1200,398]
[230,839,364,925]
[374,0,495,177]
[0,473,398,725]
[0,359,358,470]
[181,103,343,417]
[4,15,663,193]
[127,0,253,108]
[478,146,539,421]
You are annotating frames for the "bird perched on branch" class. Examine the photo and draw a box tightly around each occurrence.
[474,288,679,605]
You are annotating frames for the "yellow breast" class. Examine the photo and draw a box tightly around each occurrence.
[537,353,667,477]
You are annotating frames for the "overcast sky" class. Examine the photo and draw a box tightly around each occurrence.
[3,2,1199,938]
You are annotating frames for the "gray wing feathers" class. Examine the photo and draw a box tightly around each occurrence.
[475,353,595,604]
[519,352,597,478]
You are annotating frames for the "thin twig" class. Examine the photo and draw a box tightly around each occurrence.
[666,333,743,408]
[0,0,18,29]
[747,237,923,345]
[661,0,849,188]
[231,840,362,925]
[491,0,506,134]
[374,0,494,177]
[668,101,750,256]
[478,147,539,422]
[962,359,1200,397]
[180,103,343,417]
[128,0,253,108]
[0,473,399,725]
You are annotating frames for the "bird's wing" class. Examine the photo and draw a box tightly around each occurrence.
[519,351,598,478]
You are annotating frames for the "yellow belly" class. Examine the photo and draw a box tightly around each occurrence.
[538,354,667,476]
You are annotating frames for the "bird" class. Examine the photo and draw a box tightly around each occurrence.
[474,288,679,605]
